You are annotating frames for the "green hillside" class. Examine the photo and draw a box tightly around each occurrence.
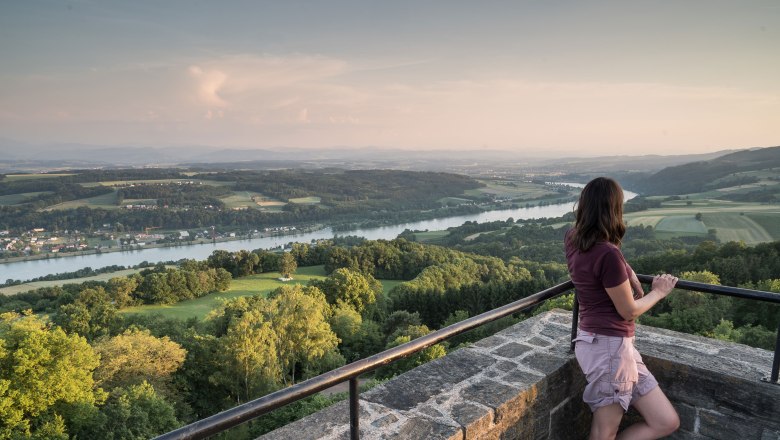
[634,146,780,196]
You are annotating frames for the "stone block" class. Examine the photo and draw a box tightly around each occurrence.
[538,324,571,341]
[260,400,350,439]
[698,408,763,439]
[451,402,493,440]
[460,379,521,411]
[547,310,573,326]
[521,351,567,375]
[502,369,543,388]
[387,417,462,440]
[526,336,552,347]
[363,348,496,411]
[674,402,697,433]
[549,397,590,440]
[491,342,533,359]
[473,335,508,349]
[762,428,780,440]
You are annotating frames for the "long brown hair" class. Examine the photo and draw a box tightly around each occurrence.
[569,177,626,252]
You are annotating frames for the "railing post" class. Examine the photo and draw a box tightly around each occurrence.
[350,377,359,439]
[771,319,780,383]
[570,290,579,352]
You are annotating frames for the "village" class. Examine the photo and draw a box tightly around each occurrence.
[0,224,300,261]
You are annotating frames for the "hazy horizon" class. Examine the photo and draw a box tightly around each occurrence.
[2,1,778,156]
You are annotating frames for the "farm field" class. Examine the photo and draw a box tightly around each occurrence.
[120,265,404,320]
[2,173,76,181]
[0,191,53,205]
[0,268,147,296]
[220,191,265,210]
[289,196,321,204]
[464,180,563,201]
[44,190,119,211]
[438,196,473,206]
[624,200,780,243]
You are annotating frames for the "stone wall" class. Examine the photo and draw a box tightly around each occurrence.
[260,310,780,440]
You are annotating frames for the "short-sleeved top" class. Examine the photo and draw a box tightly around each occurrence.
[564,228,634,337]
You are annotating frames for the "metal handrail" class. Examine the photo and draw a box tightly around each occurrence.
[156,276,780,440]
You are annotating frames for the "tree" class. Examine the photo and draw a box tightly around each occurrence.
[642,271,731,335]
[0,312,104,439]
[311,268,381,313]
[106,276,140,308]
[279,252,297,279]
[51,287,118,340]
[99,382,179,440]
[376,324,446,378]
[211,309,280,403]
[94,328,186,393]
[269,285,338,384]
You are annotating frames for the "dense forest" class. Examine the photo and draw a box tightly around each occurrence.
[1,226,779,439]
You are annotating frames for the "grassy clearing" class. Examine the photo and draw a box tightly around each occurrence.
[3,173,76,181]
[0,191,53,205]
[221,191,262,210]
[120,265,405,320]
[121,266,328,320]
[289,196,321,204]
[0,268,146,296]
[44,190,119,211]
[413,230,450,243]
[379,279,405,293]
[219,191,288,210]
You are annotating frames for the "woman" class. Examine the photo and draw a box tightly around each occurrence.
[565,177,680,440]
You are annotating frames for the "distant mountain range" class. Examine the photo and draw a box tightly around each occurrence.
[0,137,766,176]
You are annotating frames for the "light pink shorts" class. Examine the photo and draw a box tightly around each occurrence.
[573,330,658,412]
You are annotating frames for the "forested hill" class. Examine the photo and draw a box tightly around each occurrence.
[629,146,780,195]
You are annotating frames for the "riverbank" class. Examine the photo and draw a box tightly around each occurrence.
[0,225,325,265]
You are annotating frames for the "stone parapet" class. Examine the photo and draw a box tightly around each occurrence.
[260,310,780,439]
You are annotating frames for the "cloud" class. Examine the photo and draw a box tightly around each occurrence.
[298,108,310,123]
[188,65,228,107]
[1,52,777,154]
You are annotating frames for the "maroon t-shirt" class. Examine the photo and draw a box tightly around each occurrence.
[565,229,634,337]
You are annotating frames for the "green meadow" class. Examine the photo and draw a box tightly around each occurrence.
[120,265,403,320]
[624,199,780,244]
[289,196,321,204]
[0,191,53,205]
[0,268,148,296]
[44,190,120,211]
[411,230,450,243]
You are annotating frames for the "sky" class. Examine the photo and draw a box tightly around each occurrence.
[1,0,778,156]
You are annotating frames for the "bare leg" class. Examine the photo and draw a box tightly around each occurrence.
[616,387,679,440]
[590,403,623,440]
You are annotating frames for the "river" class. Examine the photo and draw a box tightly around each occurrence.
[1,185,636,281]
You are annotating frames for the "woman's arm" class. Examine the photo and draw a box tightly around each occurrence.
[605,274,678,321]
